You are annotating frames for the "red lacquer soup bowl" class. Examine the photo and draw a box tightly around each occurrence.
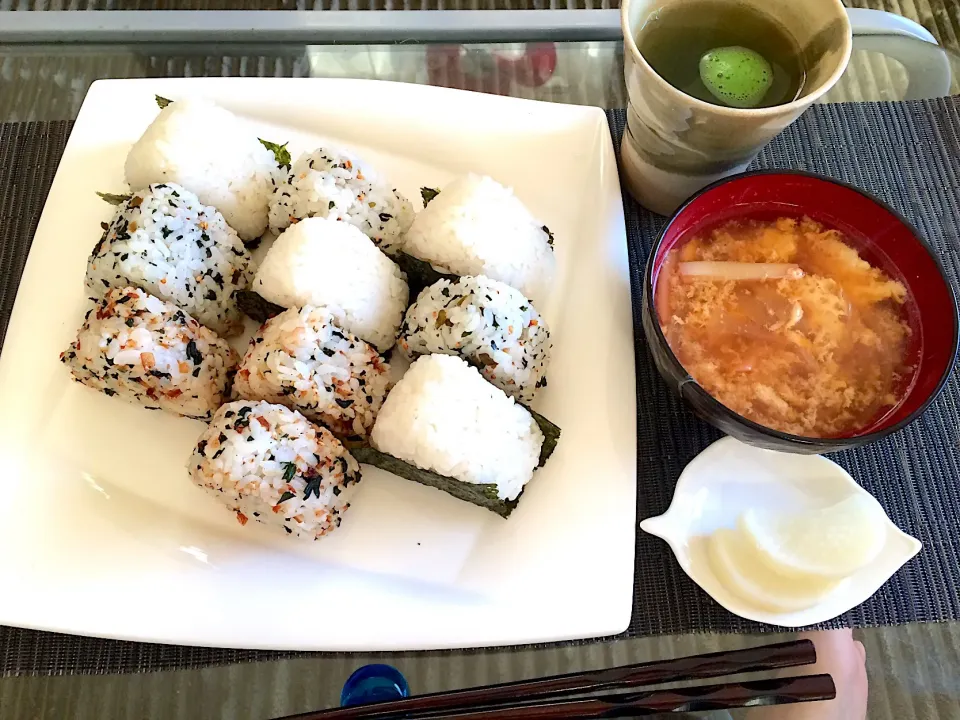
[641,171,959,454]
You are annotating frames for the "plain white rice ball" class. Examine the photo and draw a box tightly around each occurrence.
[268,147,415,255]
[401,174,556,306]
[371,354,543,501]
[252,217,409,352]
[124,98,278,242]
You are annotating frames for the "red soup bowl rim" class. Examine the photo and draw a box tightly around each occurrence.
[643,169,960,449]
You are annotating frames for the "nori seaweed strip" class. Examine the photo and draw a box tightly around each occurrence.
[541,224,555,248]
[395,252,459,299]
[420,187,440,207]
[155,95,173,109]
[97,191,132,206]
[525,407,561,467]
[352,446,520,518]
[236,290,284,323]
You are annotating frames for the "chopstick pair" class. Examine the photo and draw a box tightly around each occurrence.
[276,639,835,720]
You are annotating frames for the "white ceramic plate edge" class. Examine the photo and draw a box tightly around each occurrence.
[0,78,637,650]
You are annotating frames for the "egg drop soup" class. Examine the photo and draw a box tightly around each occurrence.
[657,216,917,438]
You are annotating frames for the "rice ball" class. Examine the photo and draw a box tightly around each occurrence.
[268,147,415,255]
[399,275,551,403]
[371,354,543,502]
[252,217,409,352]
[401,174,556,307]
[86,183,254,337]
[189,401,361,540]
[60,287,237,420]
[124,98,279,242]
[234,306,390,441]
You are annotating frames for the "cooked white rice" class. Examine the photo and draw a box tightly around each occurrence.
[401,174,556,306]
[86,183,254,337]
[371,354,543,501]
[268,147,415,255]
[252,217,409,352]
[399,275,551,403]
[124,98,278,242]
[233,306,390,440]
[189,401,361,540]
[60,286,237,420]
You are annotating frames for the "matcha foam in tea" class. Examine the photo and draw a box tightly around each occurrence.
[637,0,807,109]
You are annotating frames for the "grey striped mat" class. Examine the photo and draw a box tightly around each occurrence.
[0,97,959,674]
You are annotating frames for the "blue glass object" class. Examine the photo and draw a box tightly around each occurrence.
[340,664,410,707]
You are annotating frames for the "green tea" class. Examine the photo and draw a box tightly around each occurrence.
[637,0,807,109]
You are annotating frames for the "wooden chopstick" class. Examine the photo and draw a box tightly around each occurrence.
[433,674,836,720]
[277,639,817,720]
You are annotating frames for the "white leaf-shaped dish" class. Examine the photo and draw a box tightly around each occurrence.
[639,436,922,627]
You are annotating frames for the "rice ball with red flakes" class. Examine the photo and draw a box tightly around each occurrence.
[233,305,390,442]
[60,286,237,420]
[188,401,361,540]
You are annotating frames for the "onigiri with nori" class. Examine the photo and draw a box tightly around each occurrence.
[371,354,543,503]
[401,174,556,307]
[251,216,409,352]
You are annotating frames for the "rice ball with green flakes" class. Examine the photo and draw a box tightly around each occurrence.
[124,98,278,242]
[86,183,254,337]
[268,147,414,255]
[189,401,361,540]
[234,306,390,441]
[400,275,550,403]
[371,354,543,502]
[401,174,556,307]
[60,286,238,420]
[252,216,409,352]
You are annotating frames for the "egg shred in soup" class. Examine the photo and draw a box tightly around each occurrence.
[657,217,915,437]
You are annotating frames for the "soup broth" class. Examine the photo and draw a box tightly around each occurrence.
[657,216,916,438]
[637,0,807,108]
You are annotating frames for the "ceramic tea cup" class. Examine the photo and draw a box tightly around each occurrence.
[619,0,940,215]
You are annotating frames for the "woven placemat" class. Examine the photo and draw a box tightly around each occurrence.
[1,98,959,675]
[615,97,960,637]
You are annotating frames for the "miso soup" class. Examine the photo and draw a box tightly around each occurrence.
[656,216,917,437]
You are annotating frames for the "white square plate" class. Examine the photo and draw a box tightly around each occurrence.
[0,78,636,651]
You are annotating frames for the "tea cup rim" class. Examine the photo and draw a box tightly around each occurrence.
[620,0,854,117]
